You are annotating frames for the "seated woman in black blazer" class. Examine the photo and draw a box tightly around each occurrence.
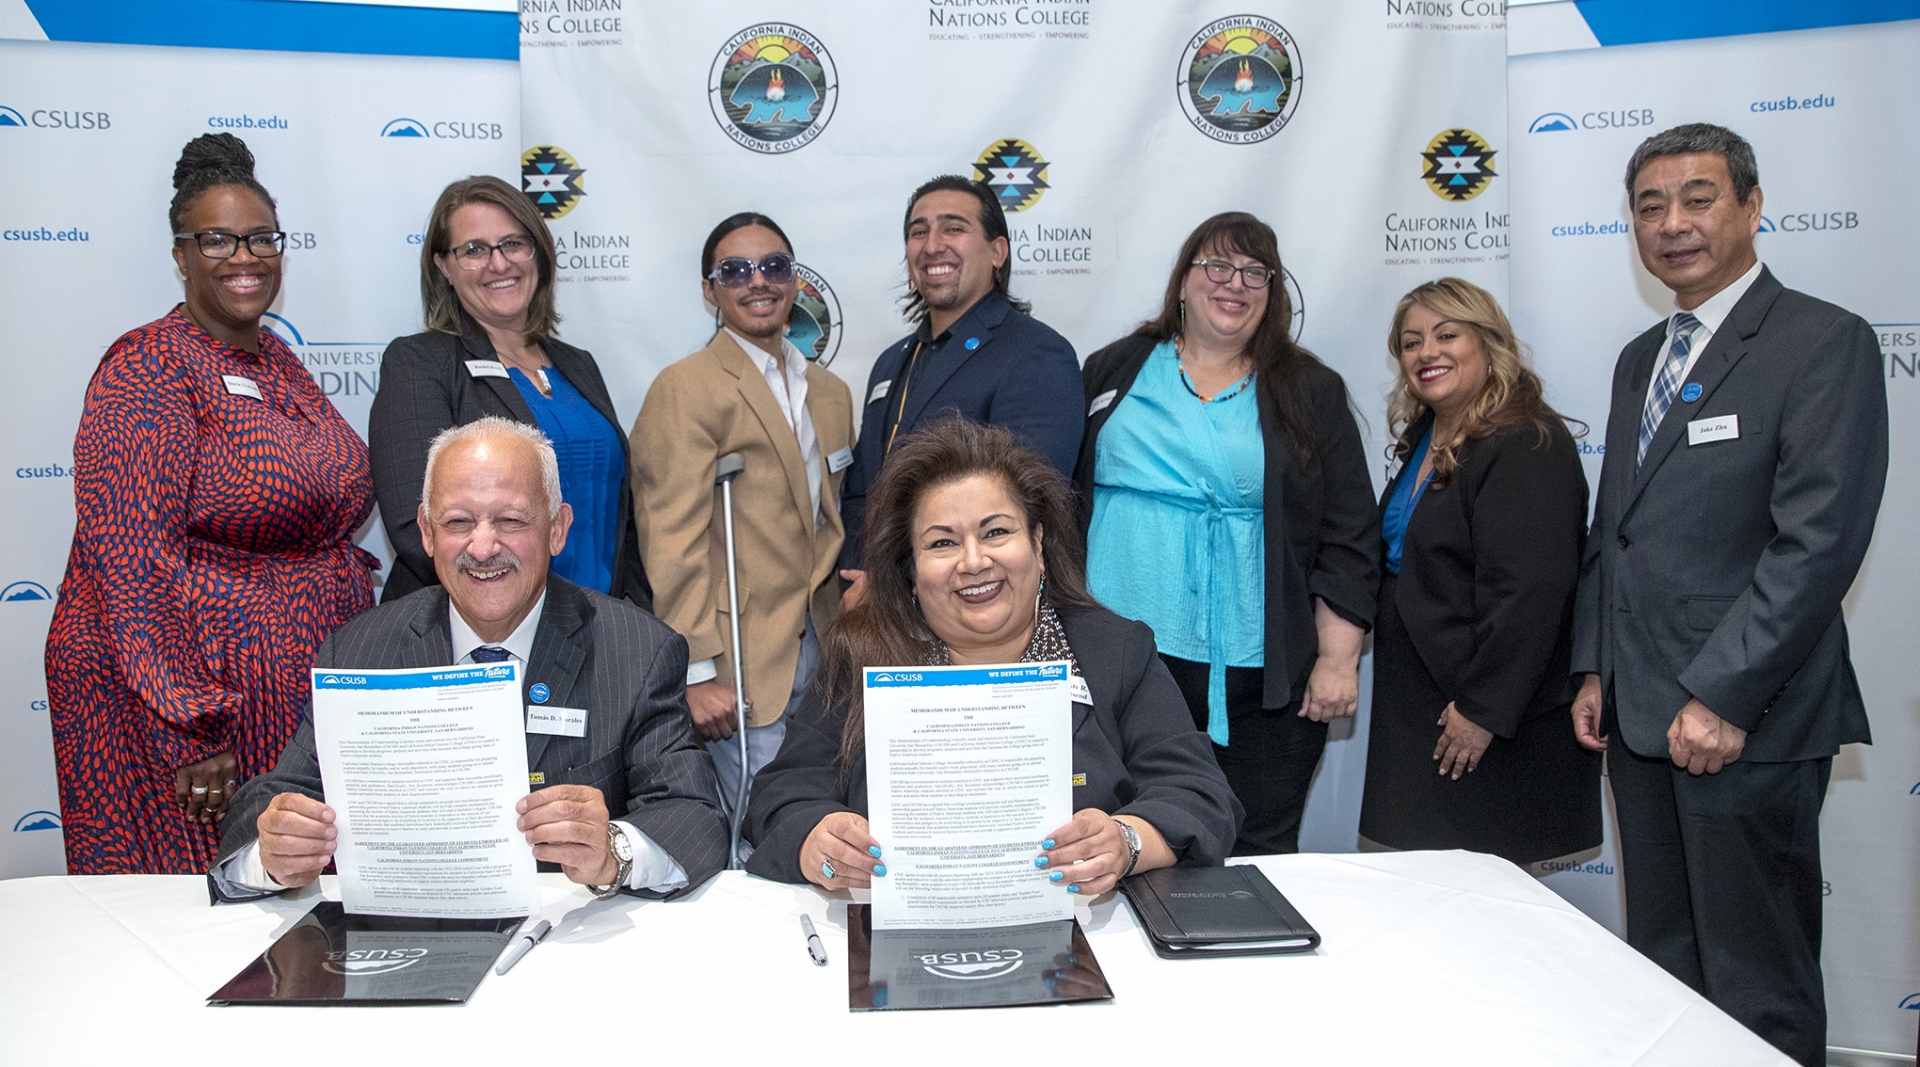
[1359,277,1600,864]
[368,175,647,607]
[745,418,1241,894]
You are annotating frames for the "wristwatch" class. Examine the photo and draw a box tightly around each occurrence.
[589,823,634,900]
[1114,819,1142,879]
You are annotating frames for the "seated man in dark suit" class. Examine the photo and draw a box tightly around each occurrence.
[213,416,728,900]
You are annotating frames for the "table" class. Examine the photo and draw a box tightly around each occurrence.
[0,851,1787,1065]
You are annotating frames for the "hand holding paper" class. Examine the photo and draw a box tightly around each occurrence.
[516,785,615,885]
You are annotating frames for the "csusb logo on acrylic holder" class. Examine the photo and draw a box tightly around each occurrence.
[322,948,429,976]
[916,949,1024,980]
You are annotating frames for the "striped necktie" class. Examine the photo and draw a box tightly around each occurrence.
[1637,311,1701,465]
[471,645,512,663]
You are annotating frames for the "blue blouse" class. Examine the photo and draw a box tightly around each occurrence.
[1086,340,1263,747]
[507,365,623,594]
[1382,428,1434,576]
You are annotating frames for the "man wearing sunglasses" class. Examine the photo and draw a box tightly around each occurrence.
[836,176,1082,610]
[631,214,855,836]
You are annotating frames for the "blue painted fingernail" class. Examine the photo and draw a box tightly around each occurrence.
[1041,839,1055,849]
[868,845,883,858]
[1034,856,1048,868]
[873,864,887,876]
[1049,871,1063,882]
[1067,885,1081,894]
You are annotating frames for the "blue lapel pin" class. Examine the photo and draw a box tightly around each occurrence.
[1680,383,1702,403]
[529,682,551,704]
[964,337,980,350]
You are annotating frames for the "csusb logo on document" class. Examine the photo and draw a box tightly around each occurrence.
[523,145,587,221]
[322,948,429,976]
[708,24,838,154]
[790,264,842,366]
[917,949,1024,980]
[1176,16,1304,145]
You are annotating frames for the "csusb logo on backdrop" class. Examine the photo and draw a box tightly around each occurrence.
[0,104,109,130]
[789,265,842,366]
[1876,323,1919,383]
[1528,107,1656,133]
[260,313,382,400]
[1755,210,1859,234]
[13,809,60,833]
[1176,16,1304,145]
[708,24,838,154]
[2,580,53,603]
[380,117,505,140]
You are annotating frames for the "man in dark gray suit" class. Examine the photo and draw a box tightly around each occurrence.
[1571,123,1887,1066]
[214,417,728,900]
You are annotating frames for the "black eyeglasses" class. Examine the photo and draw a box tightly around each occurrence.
[708,252,795,288]
[449,236,536,270]
[1191,258,1275,289]
[173,230,287,259]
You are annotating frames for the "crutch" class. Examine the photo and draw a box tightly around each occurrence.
[714,452,750,868]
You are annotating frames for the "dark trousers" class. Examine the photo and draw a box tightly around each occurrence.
[1162,655,1327,856]
[1607,740,1832,1066]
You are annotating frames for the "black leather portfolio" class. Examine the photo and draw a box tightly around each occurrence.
[208,901,525,1005]
[845,904,1113,1011]
[1120,864,1321,959]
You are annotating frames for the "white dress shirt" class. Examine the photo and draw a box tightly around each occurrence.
[1643,258,1765,411]
[214,592,689,896]
[688,328,823,688]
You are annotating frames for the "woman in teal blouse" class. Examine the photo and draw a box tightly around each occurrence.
[1073,212,1380,855]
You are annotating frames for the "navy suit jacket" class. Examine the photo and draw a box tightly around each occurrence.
[1572,266,1887,762]
[838,289,1081,568]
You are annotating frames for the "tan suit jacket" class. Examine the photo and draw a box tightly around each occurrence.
[631,332,854,726]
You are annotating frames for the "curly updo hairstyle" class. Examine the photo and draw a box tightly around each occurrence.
[168,133,277,234]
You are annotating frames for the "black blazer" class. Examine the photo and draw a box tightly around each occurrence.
[1383,414,1588,737]
[1074,335,1379,710]
[839,289,1082,569]
[1573,267,1886,761]
[216,576,728,899]
[368,313,650,608]
[742,603,1242,883]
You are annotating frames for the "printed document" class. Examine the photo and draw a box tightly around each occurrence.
[312,663,538,919]
[865,661,1074,930]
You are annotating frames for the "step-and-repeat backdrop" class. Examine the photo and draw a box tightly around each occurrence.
[1,0,1914,1054]
[1507,1,1920,1054]
[0,0,521,875]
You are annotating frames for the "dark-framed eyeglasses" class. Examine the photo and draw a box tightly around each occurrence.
[1191,258,1275,289]
[708,252,795,288]
[449,236,537,271]
[173,230,287,259]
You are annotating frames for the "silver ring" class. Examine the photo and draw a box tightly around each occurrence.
[820,860,835,880]
[207,788,222,795]
[191,786,208,796]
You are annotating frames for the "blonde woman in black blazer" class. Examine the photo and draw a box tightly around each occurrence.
[1358,278,1599,864]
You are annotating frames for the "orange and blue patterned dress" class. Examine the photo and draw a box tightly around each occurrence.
[46,308,377,874]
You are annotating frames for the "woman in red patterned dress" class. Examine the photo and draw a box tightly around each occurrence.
[44,134,377,874]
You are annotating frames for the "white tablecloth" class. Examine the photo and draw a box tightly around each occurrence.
[0,851,1787,1065]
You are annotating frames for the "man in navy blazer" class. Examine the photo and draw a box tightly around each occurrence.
[836,176,1081,606]
[1571,124,1887,1066]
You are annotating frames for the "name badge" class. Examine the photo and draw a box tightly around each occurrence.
[527,705,588,737]
[1687,414,1739,446]
[826,446,854,474]
[1069,675,1091,705]
[465,359,510,379]
[1088,389,1118,417]
[868,379,892,405]
[221,375,263,400]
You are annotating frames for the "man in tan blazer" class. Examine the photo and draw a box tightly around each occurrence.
[632,213,855,822]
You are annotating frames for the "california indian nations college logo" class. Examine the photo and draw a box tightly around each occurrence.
[789,264,842,366]
[974,140,1050,214]
[1421,129,1498,202]
[709,24,838,154]
[523,146,586,220]
[1177,16,1304,145]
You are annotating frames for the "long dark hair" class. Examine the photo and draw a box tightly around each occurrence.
[898,175,1031,322]
[821,418,1097,769]
[1136,211,1327,464]
[169,133,277,234]
[419,175,561,342]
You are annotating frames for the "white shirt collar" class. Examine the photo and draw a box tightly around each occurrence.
[724,326,806,374]
[1675,259,1764,335]
[449,590,545,664]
